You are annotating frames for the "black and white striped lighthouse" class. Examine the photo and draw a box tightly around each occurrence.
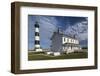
[34,21,42,51]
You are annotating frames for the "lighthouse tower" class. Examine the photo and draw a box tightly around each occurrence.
[34,21,42,52]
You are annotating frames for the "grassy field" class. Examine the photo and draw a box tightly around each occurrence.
[28,50,88,61]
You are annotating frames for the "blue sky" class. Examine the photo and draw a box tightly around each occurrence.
[28,15,88,50]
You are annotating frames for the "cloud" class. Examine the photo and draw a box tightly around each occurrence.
[64,18,88,41]
[39,16,58,48]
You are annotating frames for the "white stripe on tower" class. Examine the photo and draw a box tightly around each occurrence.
[34,21,42,51]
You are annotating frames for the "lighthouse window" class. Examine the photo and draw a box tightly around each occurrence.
[35,41,40,44]
[35,32,39,36]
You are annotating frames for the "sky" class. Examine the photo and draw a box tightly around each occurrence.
[28,15,88,50]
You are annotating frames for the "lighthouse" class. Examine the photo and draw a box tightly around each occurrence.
[34,21,42,52]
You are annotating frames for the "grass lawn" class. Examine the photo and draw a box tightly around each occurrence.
[28,50,88,61]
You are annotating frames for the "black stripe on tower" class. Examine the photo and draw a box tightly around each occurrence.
[35,40,40,44]
[35,32,39,36]
[35,22,39,28]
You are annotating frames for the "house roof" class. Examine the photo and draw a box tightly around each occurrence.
[51,32,78,40]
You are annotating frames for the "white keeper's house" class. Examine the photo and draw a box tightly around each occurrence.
[50,29,82,55]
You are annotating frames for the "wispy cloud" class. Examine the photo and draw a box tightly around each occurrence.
[39,16,58,49]
[64,18,88,41]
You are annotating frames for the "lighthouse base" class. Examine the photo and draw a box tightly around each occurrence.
[35,49,42,52]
